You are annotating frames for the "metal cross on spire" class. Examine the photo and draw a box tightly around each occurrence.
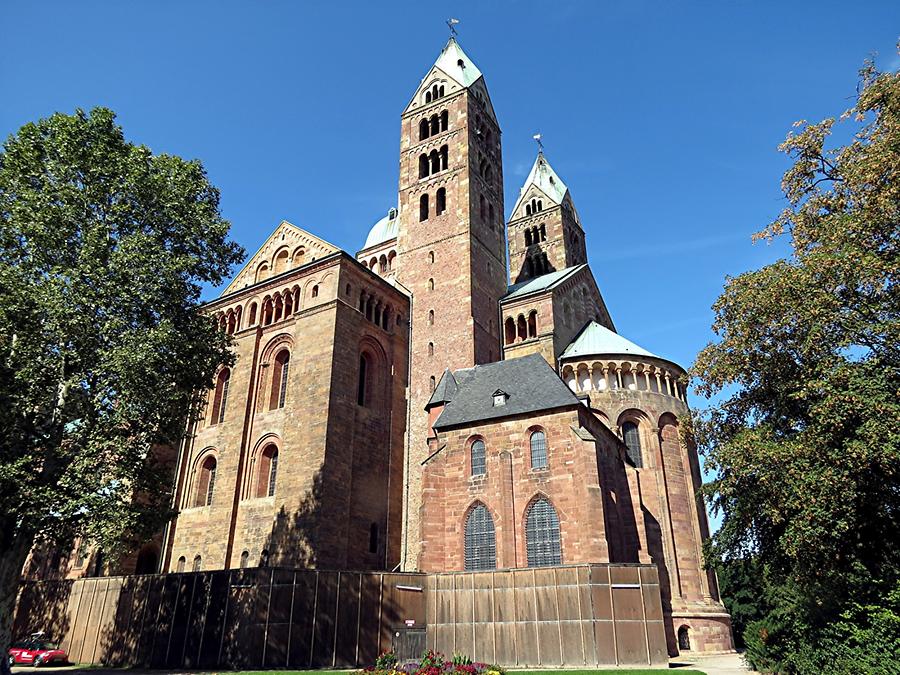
[447,17,460,38]
[533,133,544,153]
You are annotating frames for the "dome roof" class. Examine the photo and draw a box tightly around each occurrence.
[560,321,659,360]
[363,208,399,250]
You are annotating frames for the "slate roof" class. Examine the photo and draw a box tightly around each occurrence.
[503,264,586,301]
[429,353,581,430]
[560,321,658,360]
[427,368,457,406]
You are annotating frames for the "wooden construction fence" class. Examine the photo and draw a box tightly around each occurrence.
[14,563,666,669]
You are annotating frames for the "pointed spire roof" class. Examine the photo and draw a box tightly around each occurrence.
[560,321,658,360]
[432,37,484,88]
[512,151,569,215]
[426,368,458,409]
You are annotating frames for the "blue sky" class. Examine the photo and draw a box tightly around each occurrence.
[2,2,898,409]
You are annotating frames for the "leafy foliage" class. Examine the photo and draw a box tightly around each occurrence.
[0,107,243,644]
[692,48,900,673]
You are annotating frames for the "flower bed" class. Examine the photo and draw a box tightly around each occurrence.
[359,650,505,675]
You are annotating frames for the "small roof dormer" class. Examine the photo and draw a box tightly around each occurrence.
[491,389,509,407]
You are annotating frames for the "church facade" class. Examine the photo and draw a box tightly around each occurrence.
[33,37,732,657]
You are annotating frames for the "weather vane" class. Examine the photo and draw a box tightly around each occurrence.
[447,17,460,38]
[533,133,544,152]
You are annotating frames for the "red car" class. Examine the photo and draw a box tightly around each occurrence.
[7,635,67,668]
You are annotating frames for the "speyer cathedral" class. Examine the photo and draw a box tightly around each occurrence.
[33,37,734,656]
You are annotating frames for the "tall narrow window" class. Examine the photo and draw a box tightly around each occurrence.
[525,229,532,246]
[464,504,496,571]
[419,118,429,140]
[471,439,486,476]
[240,551,249,568]
[440,110,448,131]
[429,375,436,392]
[530,430,548,469]
[196,456,217,507]
[260,550,270,567]
[270,350,290,409]
[436,188,446,215]
[419,154,428,178]
[420,193,429,221]
[528,311,538,338]
[440,145,448,170]
[526,498,562,567]
[176,556,186,573]
[622,422,643,468]
[267,449,278,496]
[504,317,515,345]
[211,369,230,425]
[192,555,202,572]
[357,353,369,406]
[428,309,435,325]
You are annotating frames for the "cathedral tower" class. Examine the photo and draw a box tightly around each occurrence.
[394,39,508,568]
[507,152,587,284]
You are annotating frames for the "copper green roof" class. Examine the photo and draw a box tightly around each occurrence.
[362,208,399,250]
[433,37,484,88]
[560,321,658,360]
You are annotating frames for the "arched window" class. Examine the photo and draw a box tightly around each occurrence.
[260,550,270,567]
[429,149,440,174]
[537,200,543,211]
[419,154,428,178]
[420,193,429,221]
[425,90,432,104]
[256,444,278,497]
[530,430,548,469]
[211,369,230,425]
[255,262,270,283]
[528,311,538,338]
[357,353,369,406]
[428,278,434,291]
[517,315,527,341]
[419,119,429,140]
[428,342,434,357]
[270,350,290,409]
[464,504,496,571]
[428,251,435,264]
[526,498,561,567]
[471,439,486,476]
[504,317,515,345]
[440,145,448,170]
[428,309,435,325]
[192,555,202,572]
[292,247,306,266]
[429,114,438,136]
[273,249,289,275]
[440,110,448,132]
[429,375,436,392]
[526,203,532,216]
[176,556,186,573]
[622,421,643,468]
[248,302,258,326]
[540,223,547,241]
[311,284,319,299]
[438,84,445,97]
[196,456,217,507]
[678,626,691,651]
[525,229,532,246]
[240,551,249,569]
[436,188,446,215]
[369,523,379,554]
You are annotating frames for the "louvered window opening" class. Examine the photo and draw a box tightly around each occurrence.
[622,422,643,468]
[526,499,561,567]
[464,504,496,571]
[471,440,486,476]
[530,431,547,469]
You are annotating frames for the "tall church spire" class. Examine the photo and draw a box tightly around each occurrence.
[506,150,586,284]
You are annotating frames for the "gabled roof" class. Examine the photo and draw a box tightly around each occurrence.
[511,151,569,215]
[220,221,340,297]
[430,353,581,430]
[433,37,484,88]
[560,321,658,360]
[503,264,586,301]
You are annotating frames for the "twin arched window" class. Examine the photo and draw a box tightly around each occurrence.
[525,498,562,566]
[464,504,496,571]
[196,456,217,507]
[471,439,486,476]
[270,350,290,410]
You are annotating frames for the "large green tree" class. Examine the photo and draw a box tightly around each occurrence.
[0,108,243,653]
[693,52,900,673]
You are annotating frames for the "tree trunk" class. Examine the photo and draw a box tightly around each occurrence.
[0,533,34,674]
